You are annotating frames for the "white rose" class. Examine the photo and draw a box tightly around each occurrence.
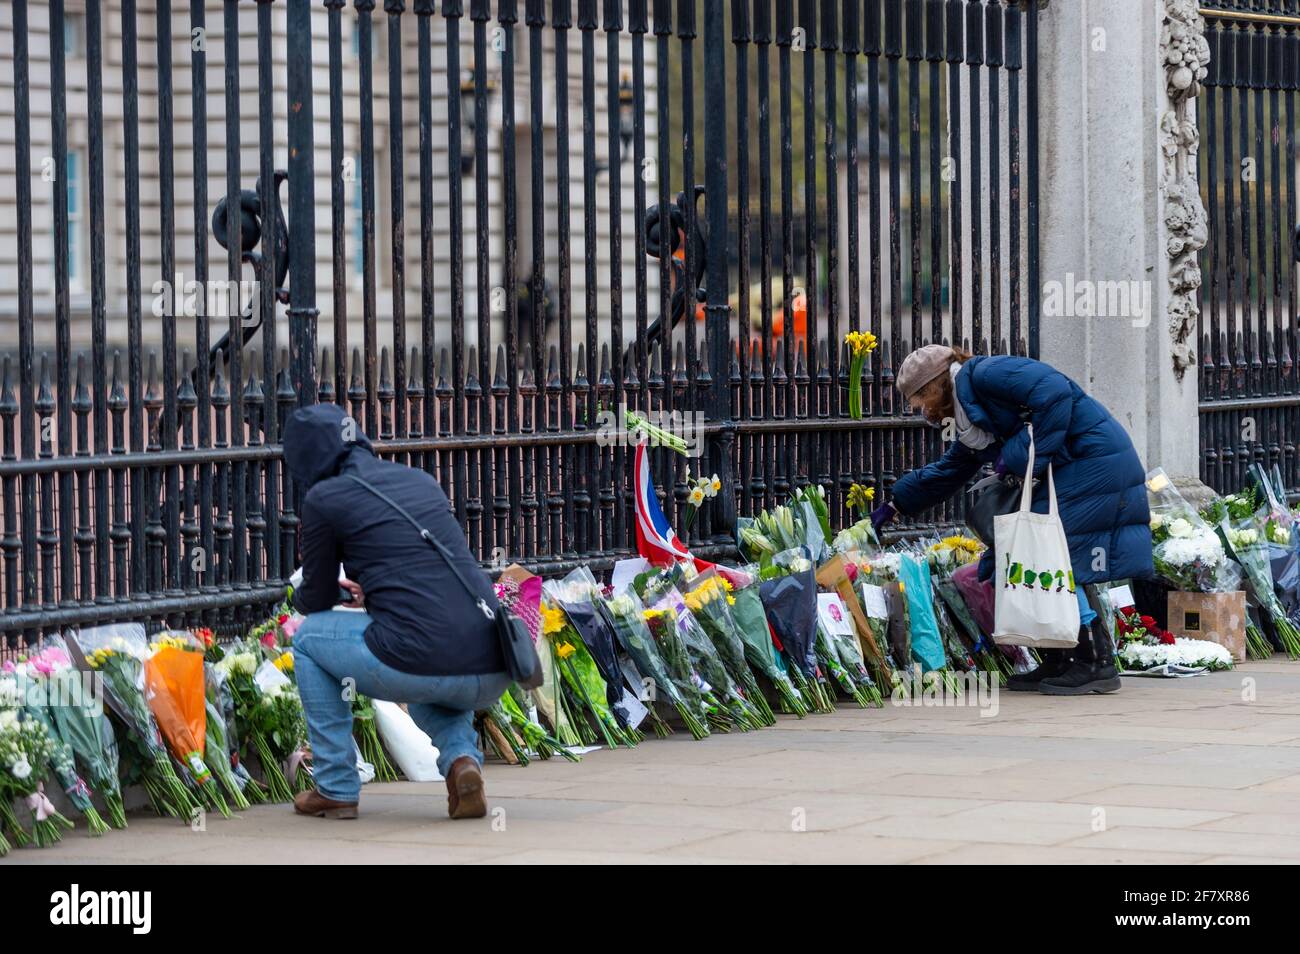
[1150,514,1165,529]
[1167,517,1194,538]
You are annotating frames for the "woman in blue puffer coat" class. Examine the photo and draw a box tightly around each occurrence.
[872,345,1152,695]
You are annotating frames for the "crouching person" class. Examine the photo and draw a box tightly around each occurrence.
[283,404,508,820]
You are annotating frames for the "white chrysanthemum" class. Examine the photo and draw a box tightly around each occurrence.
[1119,637,1233,670]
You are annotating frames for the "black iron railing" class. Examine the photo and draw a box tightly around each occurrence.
[1,0,1039,646]
[1198,2,1300,494]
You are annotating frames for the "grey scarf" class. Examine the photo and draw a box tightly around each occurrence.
[951,363,997,450]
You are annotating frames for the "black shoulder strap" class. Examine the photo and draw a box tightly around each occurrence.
[345,474,492,616]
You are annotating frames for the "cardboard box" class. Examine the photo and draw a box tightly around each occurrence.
[1166,590,1247,663]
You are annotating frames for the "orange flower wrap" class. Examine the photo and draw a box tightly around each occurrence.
[144,647,211,784]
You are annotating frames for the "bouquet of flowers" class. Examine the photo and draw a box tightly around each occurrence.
[6,646,111,835]
[759,550,833,713]
[814,624,873,708]
[717,576,807,718]
[926,534,984,572]
[145,632,231,817]
[1146,468,1242,593]
[546,568,639,735]
[1114,607,1233,671]
[214,644,297,801]
[0,705,75,848]
[844,329,879,419]
[740,497,826,566]
[933,576,1011,682]
[684,572,776,726]
[641,603,718,736]
[200,667,253,809]
[72,624,199,820]
[541,598,636,748]
[39,635,127,828]
[205,662,267,805]
[603,589,704,738]
[645,579,764,731]
[353,691,399,783]
[1220,521,1300,658]
[831,483,879,553]
[498,685,581,762]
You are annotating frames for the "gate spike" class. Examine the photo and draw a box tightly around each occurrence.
[493,343,508,392]
[437,348,452,395]
[212,350,229,403]
[408,347,422,393]
[177,351,196,404]
[319,347,335,403]
[143,352,159,405]
[0,356,15,416]
[574,343,588,389]
[545,345,560,390]
[521,344,536,391]
[73,354,91,412]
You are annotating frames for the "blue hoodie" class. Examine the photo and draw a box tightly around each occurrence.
[283,404,504,676]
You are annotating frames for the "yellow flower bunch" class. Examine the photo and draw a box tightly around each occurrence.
[540,601,568,637]
[642,607,677,625]
[844,330,879,358]
[845,483,876,515]
[685,576,734,612]
[149,634,194,654]
[86,647,117,669]
[941,534,981,553]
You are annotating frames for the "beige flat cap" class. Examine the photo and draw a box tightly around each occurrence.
[896,344,954,400]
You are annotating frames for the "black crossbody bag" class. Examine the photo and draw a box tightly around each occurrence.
[346,475,543,690]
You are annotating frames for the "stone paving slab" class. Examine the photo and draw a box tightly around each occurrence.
[4,661,1300,864]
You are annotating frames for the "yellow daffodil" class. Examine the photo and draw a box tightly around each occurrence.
[844,330,879,358]
[846,483,876,514]
[540,602,568,637]
[556,641,576,659]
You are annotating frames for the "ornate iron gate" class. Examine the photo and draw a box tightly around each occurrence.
[1,0,1039,646]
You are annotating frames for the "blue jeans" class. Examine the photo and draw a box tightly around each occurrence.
[1077,586,1097,627]
[292,610,510,802]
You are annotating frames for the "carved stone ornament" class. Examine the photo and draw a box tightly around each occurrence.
[1160,0,1210,380]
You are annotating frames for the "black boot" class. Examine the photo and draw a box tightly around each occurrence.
[1040,617,1122,695]
[1006,647,1073,692]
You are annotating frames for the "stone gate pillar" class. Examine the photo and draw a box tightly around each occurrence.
[1037,0,1208,482]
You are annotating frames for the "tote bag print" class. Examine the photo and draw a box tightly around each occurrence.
[993,427,1080,648]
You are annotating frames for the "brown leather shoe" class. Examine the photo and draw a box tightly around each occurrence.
[293,789,358,820]
[445,756,487,819]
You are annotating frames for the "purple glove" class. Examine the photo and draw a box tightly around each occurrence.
[870,502,897,537]
[993,454,1009,476]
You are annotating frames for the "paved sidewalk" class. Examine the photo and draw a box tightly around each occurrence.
[7,661,1300,864]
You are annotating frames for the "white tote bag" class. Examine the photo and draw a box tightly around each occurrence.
[992,427,1080,648]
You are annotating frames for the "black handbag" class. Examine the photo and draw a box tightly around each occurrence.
[345,475,543,690]
[965,473,1027,548]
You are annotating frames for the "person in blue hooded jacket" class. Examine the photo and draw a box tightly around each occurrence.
[282,403,508,820]
[872,345,1152,695]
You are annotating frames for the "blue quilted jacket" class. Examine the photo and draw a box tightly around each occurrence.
[890,355,1152,585]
